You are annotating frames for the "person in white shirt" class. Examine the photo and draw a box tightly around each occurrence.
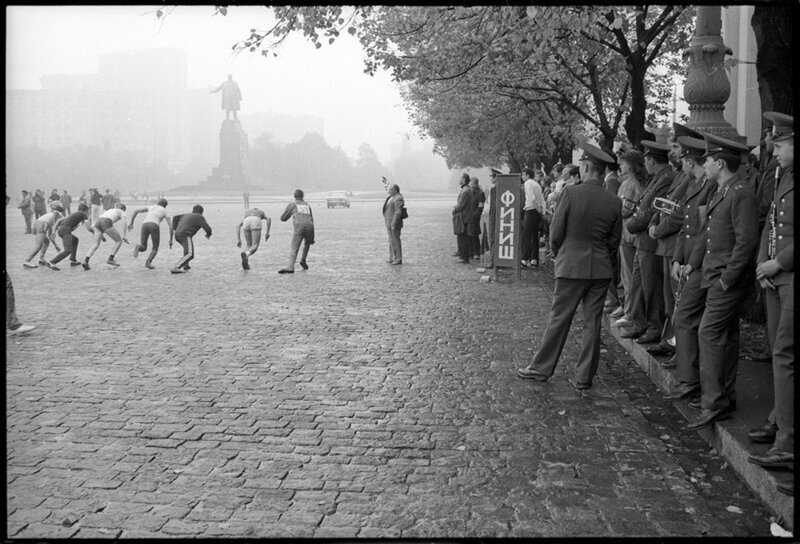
[23,202,63,268]
[521,167,547,267]
[127,199,173,269]
[83,203,128,270]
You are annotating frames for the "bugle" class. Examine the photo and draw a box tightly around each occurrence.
[653,197,682,216]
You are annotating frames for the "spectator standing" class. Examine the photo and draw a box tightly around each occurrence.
[61,190,72,215]
[469,177,485,259]
[666,136,717,400]
[101,189,115,211]
[90,188,102,222]
[602,151,622,313]
[481,169,500,267]
[747,112,793,481]
[47,189,61,205]
[452,173,474,264]
[32,189,46,219]
[620,141,675,345]
[17,190,34,234]
[278,190,315,274]
[382,183,405,265]
[685,133,758,430]
[517,144,622,389]
[520,167,546,268]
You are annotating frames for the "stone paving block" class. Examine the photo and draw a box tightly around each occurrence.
[160,518,208,535]
[14,523,80,539]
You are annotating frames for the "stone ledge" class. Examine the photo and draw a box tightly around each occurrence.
[605,317,794,532]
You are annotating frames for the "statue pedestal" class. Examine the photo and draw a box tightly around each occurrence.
[202,120,247,188]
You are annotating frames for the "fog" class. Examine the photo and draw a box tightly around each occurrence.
[6,5,430,164]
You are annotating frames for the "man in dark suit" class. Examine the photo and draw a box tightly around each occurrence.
[685,133,759,430]
[517,143,622,389]
[382,183,405,265]
[452,174,474,264]
[621,141,675,344]
[747,112,794,481]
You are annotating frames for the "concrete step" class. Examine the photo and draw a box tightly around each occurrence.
[605,316,794,531]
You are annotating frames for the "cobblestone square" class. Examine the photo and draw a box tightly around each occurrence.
[6,198,772,537]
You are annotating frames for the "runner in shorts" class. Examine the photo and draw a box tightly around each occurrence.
[82,203,128,270]
[127,198,173,269]
[46,203,94,270]
[236,208,271,270]
[23,201,63,269]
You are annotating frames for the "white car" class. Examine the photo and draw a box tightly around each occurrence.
[326,191,350,208]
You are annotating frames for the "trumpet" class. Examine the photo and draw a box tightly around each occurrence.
[653,197,682,216]
[622,197,638,212]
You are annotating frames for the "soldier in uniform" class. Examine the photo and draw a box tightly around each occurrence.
[517,143,621,389]
[620,141,675,344]
[747,112,793,487]
[685,134,759,430]
[646,124,701,357]
[664,136,717,402]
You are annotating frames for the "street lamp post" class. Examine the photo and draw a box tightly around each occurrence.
[682,6,745,142]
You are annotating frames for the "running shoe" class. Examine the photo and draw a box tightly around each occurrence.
[107,257,120,267]
[82,259,90,270]
[170,268,185,274]
[145,262,155,269]
[23,262,38,269]
[69,260,81,266]
[8,324,36,335]
[38,260,48,266]
[300,260,308,270]
[44,261,60,271]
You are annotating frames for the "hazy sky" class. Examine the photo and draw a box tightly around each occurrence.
[6,5,421,162]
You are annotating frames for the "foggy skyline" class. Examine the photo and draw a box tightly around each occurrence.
[6,5,426,163]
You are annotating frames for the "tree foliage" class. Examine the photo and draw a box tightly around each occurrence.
[197,5,694,169]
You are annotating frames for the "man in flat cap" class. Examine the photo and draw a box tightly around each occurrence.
[517,143,622,390]
[645,124,702,357]
[685,133,758,430]
[666,136,718,403]
[621,140,675,345]
[747,112,793,484]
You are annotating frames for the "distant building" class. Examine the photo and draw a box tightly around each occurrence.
[239,112,325,145]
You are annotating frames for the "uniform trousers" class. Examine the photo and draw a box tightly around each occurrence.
[386,226,402,263]
[672,271,704,389]
[529,277,610,385]
[631,248,664,334]
[619,244,639,319]
[698,281,746,413]
[765,280,794,452]
[605,249,621,308]
[661,256,678,339]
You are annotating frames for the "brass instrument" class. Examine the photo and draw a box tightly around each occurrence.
[622,197,638,212]
[768,166,780,259]
[653,197,682,216]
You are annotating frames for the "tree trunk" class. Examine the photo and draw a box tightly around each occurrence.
[506,152,523,174]
[623,55,656,148]
[751,5,794,117]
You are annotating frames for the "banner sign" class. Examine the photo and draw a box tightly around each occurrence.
[494,174,522,269]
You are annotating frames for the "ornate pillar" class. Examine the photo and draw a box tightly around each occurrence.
[682,6,744,142]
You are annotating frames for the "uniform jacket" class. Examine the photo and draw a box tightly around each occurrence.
[650,170,690,257]
[550,178,622,279]
[672,174,717,266]
[604,171,621,195]
[757,167,793,286]
[689,172,759,289]
[626,163,674,252]
[382,191,405,230]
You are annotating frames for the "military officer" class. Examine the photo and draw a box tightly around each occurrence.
[517,143,622,389]
[747,112,793,483]
[621,140,675,344]
[664,136,717,402]
[646,124,702,357]
[685,133,759,430]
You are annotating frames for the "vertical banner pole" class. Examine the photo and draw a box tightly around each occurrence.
[493,174,522,282]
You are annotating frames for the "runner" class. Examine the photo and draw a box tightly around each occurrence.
[46,203,94,270]
[236,208,271,270]
[171,205,212,274]
[23,202,63,269]
[127,198,174,269]
[82,203,128,270]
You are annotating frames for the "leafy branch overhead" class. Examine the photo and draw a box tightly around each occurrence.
[192,5,694,169]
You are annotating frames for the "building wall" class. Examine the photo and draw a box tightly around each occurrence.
[721,5,762,148]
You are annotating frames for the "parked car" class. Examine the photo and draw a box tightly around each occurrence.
[326,191,350,208]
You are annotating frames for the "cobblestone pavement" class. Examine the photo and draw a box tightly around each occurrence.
[6,199,772,538]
